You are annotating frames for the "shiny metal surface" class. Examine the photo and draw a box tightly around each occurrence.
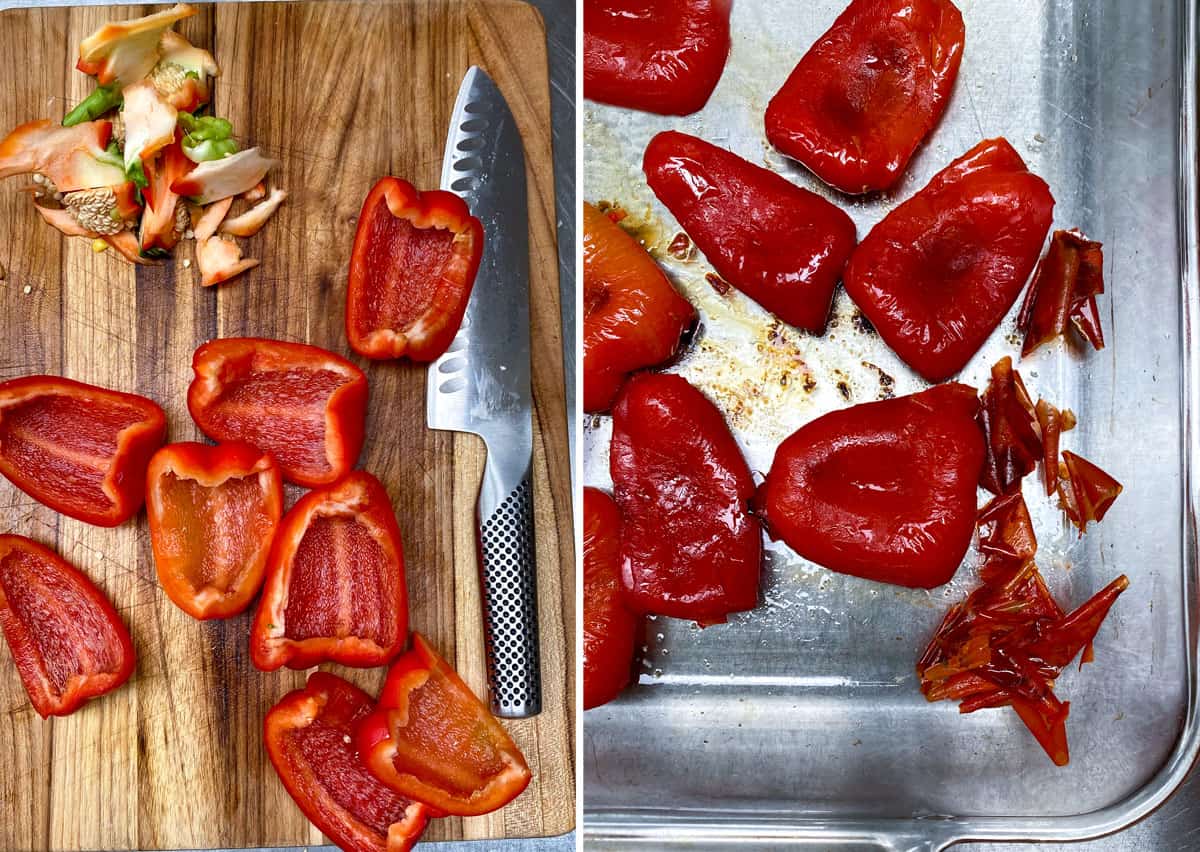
[582,0,1200,847]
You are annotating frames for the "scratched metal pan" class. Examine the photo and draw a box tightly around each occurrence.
[581,0,1200,847]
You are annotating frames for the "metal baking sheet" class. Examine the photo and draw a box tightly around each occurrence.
[582,0,1200,846]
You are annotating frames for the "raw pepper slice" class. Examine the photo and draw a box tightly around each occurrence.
[345,177,483,362]
[139,133,192,252]
[610,372,761,623]
[583,487,639,710]
[0,375,166,526]
[265,672,430,852]
[1018,229,1106,356]
[146,441,282,620]
[583,201,695,413]
[765,0,965,194]
[0,535,135,717]
[642,131,856,333]
[844,138,1054,382]
[250,472,408,671]
[583,0,731,116]
[355,633,532,816]
[187,338,368,488]
[755,383,984,589]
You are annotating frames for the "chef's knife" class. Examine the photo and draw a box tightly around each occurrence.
[428,67,541,719]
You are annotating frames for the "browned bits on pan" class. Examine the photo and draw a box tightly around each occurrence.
[706,273,730,295]
[837,380,852,401]
[668,232,692,260]
[802,374,817,393]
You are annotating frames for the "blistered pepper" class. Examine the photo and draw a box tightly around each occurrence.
[187,337,368,488]
[0,375,166,526]
[265,672,431,852]
[355,633,532,816]
[0,535,135,717]
[146,441,282,620]
[346,177,483,362]
[250,472,408,671]
[583,487,639,710]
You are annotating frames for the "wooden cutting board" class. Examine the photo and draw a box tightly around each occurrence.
[0,1,575,849]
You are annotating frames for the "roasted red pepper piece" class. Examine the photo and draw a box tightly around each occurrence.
[583,0,731,116]
[642,131,857,333]
[610,372,761,623]
[345,177,483,362]
[251,471,408,671]
[146,441,282,620]
[0,375,166,526]
[1018,229,1106,356]
[265,672,430,852]
[0,535,135,717]
[583,487,639,710]
[187,338,368,488]
[844,138,1055,382]
[765,0,965,194]
[1057,450,1123,535]
[755,383,984,588]
[355,633,532,816]
[583,201,695,413]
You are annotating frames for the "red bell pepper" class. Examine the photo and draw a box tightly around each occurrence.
[146,441,282,620]
[765,0,966,194]
[610,372,761,623]
[345,177,483,362]
[250,471,408,671]
[355,633,532,816]
[0,375,166,526]
[583,0,731,116]
[0,535,135,717]
[583,201,695,413]
[643,131,857,333]
[1057,451,1122,535]
[1018,229,1106,357]
[583,487,639,710]
[139,133,193,253]
[844,138,1055,382]
[265,672,431,852]
[755,383,984,589]
[187,337,368,488]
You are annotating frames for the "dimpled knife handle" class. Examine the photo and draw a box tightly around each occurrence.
[478,474,542,718]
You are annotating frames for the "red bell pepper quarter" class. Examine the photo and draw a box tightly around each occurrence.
[265,672,431,852]
[345,177,483,362]
[0,535,135,717]
[1018,228,1106,357]
[610,372,761,623]
[0,375,166,526]
[844,138,1054,382]
[642,131,857,334]
[250,471,408,671]
[355,633,532,816]
[583,0,731,116]
[765,0,965,194]
[146,441,282,620]
[583,487,639,710]
[755,383,984,589]
[1057,451,1122,535]
[583,201,695,413]
[187,338,368,488]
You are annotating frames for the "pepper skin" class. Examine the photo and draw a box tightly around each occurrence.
[755,383,985,589]
[0,375,166,526]
[146,441,282,620]
[583,0,731,116]
[0,535,135,717]
[346,177,483,362]
[265,673,430,852]
[583,201,695,413]
[765,0,965,194]
[187,338,368,488]
[843,138,1054,382]
[355,633,532,816]
[250,472,408,671]
[643,131,857,333]
[610,372,761,623]
[583,487,639,710]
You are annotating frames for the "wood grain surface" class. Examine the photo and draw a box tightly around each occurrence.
[0,2,575,848]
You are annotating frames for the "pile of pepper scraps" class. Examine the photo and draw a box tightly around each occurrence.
[0,3,285,285]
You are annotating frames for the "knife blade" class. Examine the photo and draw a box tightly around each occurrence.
[427,66,541,719]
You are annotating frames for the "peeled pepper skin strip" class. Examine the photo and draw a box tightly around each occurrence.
[0,535,135,717]
[0,375,166,526]
[1019,228,1106,357]
[1057,450,1123,535]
